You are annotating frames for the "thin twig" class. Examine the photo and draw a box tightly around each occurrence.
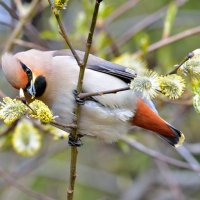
[186,143,200,155]
[99,0,140,56]
[134,25,200,57]
[168,47,196,75]
[160,97,193,106]
[47,0,82,66]
[0,120,18,138]
[19,97,76,131]
[105,32,121,56]
[0,1,19,20]
[78,86,130,99]
[155,160,185,200]
[96,0,140,56]
[0,167,55,200]
[13,39,47,50]
[105,0,140,26]
[0,1,48,49]
[2,0,40,54]
[0,21,14,28]
[168,57,189,75]
[102,0,187,55]
[50,121,77,130]
[67,1,103,199]
[120,135,200,172]
[115,0,187,48]
[0,142,67,189]
[47,1,103,199]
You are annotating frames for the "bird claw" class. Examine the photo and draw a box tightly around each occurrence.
[68,135,82,147]
[73,90,85,105]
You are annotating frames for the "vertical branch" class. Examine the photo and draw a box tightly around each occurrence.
[68,1,103,200]
[48,1,103,200]
[77,0,102,94]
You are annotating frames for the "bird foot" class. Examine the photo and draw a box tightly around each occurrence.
[68,135,83,147]
[73,90,85,105]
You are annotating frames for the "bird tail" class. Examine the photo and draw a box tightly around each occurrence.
[132,98,185,147]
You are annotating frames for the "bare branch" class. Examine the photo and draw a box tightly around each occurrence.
[13,39,47,50]
[0,167,55,200]
[155,160,185,200]
[67,1,103,199]
[116,0,187,47]
[78,86,130,99]
[0,2,48,49]
[47,0,82,66]
[2,0,40,54]
[50,121,77,130]
[105,0,140,26]
[47,1,103,199]
[0,1,19,20]
[0,21,14,28]
[120,135,200,172]
[0,120,18,138]
[134,25,200,57]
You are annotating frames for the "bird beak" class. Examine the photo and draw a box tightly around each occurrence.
[19,88,25,98]
[26,74,36,99]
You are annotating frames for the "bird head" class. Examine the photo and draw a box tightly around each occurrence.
[1,52,47,98]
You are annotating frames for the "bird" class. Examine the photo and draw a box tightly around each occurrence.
[1,49,185,146]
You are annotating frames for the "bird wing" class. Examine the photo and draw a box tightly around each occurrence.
[53,49,136,83]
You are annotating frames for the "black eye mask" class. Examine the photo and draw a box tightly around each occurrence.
[20,62,33,85]
[20,62,46,97]
[20,62,33,93]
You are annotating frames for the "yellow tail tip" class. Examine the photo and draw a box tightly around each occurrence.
[175,133,185,148]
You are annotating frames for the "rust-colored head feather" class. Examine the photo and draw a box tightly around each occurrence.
[1,53,28,89]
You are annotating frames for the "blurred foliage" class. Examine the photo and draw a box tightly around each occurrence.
[162,2,177,38]
[0,97,65,157]
[0,97,27,125]
[159,74,185,99]
[54,0,69,10]
[12,119,42,157]
[1,0,200,200]
[0,97,55,125]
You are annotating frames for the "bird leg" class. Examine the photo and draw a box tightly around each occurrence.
[68,134,82,147]
[73,90,85,105]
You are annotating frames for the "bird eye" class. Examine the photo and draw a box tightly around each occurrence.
[20,62,32,77]
[25,68,31,75]
[20,61,33,85]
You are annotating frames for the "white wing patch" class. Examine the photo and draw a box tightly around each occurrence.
[78,101,133,142]
[83,101,134,121]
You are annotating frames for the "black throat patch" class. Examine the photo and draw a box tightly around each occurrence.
[34,76,47,97]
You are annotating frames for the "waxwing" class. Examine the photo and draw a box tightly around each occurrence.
[1,49,185,146]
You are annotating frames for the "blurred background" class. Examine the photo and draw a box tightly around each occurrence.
[0,0,200,200]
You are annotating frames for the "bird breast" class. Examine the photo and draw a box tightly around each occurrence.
[40,56,138,142]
